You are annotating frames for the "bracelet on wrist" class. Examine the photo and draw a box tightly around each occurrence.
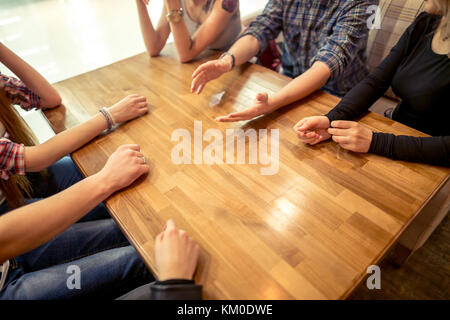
[219,52,235,70]
[99,108,113,131]
[104,107,116,126]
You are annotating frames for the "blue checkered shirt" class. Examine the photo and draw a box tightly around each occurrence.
[241,0,377,96]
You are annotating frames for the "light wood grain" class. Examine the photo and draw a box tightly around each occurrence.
[48,45,450,299]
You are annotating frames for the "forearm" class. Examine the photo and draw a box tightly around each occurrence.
[225,35,260,68]
[25,113,108,172]
[0,42,61,108]
[0,173,113,263]
[267,61,331,112]
[164,0,196,62]
[137,1,166,56]
[369,133,450,167]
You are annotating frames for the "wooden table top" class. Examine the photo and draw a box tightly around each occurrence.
[47,46,449,299]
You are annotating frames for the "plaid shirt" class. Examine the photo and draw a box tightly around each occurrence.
[241,0,377,96]
[0,72,41,180]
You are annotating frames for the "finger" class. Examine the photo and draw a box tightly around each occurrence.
[138,102,148,108]
[332,135,351,144]
[196,83,205,94]
[124,144,141,151]
[297,131,310,138]
[297,119,315,132]
[165,219,177,232]
[216,113,250,122]
[191,72,206,93]
[190,81,196,93]
[256,92,268,102]
[195,71,211,90]
[331,120,357,129]
[328,128,349,136]
[293,119,306,131]
[193,242,200,257]
[138,104,149,113]
[119,144,140,152]
[310,134,327,145]
[131,151,144,158]
[304,131,318,139]
[179,229,188,239]
[140,163,150,175]
[155,232,163,245]
[190,76,202,93]
[133,96,147,103]
[297,132,316,144]
[309,138,323,145]
[299,137,317,144]
[192,63,209,79]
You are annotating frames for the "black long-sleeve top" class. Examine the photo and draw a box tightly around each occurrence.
[325,12,450,167]
[118,279,202,300]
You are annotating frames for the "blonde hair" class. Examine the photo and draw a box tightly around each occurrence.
[432,0,450,57]
[0,89,37,208]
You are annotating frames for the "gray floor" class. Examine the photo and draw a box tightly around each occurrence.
[350,213,450,300]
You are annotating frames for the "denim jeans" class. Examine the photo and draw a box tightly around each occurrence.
[0,157,153,299]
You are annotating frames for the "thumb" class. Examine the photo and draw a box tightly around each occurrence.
[297,119,313,131]
[256,92,268,102]
[165,219,177,232]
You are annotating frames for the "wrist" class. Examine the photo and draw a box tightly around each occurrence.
[266,95,282,112]
[219,53,234,72]
[165,0,181,11]
[104,107,117,125]
[87,173,116,199]
[158,271,192,282]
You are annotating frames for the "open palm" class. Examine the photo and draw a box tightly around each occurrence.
[216,93,272,122]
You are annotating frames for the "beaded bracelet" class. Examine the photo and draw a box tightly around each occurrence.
[104,107,116,126]
[99,108,112,131]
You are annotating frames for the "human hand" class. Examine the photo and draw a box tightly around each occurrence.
[216,92,272,122]
[191,58,232,94]
[108,94,148,123]
[97,144,149,191]
[328,121,373,153]
[293,116,331,145]
[155,219,200,281]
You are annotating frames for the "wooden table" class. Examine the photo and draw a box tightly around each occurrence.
[46,46,449,299]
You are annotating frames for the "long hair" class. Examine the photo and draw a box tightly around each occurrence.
[432,0,450,57]
[0,89,37,208]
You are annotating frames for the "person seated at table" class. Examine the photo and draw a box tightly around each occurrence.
[293,0,450,167]
[190,0,375,122]
[0,42,151,298]
[0,147,202,299]
[136,0,241,63]
[119,219,202,300]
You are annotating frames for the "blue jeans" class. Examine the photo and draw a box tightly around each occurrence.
[0,157,153,299]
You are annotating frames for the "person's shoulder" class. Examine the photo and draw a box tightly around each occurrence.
[402,11,441,42]
[411,12,441,30]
